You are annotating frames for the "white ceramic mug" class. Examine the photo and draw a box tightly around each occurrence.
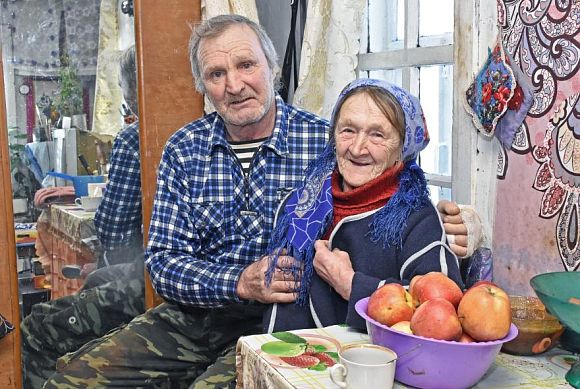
[329,343,397,389]
[74,196,102,211]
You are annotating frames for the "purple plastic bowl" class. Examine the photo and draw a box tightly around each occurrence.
[356,297,518,389]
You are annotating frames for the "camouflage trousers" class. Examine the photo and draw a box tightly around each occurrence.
[43,302,265,388]
[21,261,145,388]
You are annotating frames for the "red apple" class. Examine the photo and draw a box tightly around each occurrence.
[409,275,423,301]
[470,280,497,289]
[391,320,413,335]
[410,298,462,341]
[458,332,475,343]
[367,283,414,327]
[457,284,511,341]
[411,272,464,308]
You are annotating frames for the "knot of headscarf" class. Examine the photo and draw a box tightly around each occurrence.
[266,79,431,305]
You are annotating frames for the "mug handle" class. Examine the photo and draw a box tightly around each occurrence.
[329,363,347,388]
[74,198,82,207]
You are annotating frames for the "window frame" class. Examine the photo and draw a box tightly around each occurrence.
[357,0,498,208]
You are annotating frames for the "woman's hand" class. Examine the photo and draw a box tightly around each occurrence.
[313,240,355,301]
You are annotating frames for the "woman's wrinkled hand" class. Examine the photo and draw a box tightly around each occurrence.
[313,240,355,300]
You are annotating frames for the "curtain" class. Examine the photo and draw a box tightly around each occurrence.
[91,0,122,136]
[292,0,367,119]
[0,0,99,74]
[202,0,258,22]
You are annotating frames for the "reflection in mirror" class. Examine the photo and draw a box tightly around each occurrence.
[1,1,142,386]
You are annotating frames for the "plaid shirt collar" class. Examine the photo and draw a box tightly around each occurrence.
[208,94,289,156]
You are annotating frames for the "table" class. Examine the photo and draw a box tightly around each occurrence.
[35,204,101,299]
[236,325,576,388]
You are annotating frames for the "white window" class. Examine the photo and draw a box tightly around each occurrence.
[357,0,494,206]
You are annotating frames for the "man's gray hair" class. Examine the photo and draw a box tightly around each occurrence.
[119,45,138,115]
[189,14,280,93]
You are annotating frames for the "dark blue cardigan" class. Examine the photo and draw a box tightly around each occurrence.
[263,202,464,332]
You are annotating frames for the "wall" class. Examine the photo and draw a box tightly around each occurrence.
[492,0,579,295]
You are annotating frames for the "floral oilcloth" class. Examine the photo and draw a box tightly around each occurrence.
[465,41,516,138]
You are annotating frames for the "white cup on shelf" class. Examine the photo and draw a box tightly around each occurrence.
[74,196,102,211]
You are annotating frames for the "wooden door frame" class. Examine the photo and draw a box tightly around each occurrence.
[134,0,203,308]
[0,36,23,389]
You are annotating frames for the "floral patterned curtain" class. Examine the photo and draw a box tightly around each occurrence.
[91,0,123,136]
[202,0,258,21]
[292,0,367,119]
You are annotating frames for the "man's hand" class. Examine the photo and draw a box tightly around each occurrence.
[237,254,301,304]
[80,263,98,278]
[313,240,354,300]
[437,200,468,258]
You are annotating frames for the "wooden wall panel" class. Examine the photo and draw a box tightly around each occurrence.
[0,42,22,389]
[134,0,203,308]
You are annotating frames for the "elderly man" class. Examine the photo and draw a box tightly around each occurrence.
[45,15,474,388]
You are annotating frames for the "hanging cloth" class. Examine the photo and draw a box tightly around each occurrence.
[280,0,306,102]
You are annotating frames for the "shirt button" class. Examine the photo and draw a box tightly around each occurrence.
[68,316,77,325]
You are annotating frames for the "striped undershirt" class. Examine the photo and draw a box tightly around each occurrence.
[229,137,268,176]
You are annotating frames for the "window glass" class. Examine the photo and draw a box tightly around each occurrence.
[419,0,454,47]
[360,0,456,197]
[418,65,453,177]
[366,69,403,86]
[368,0,404,52]
[429,185,452,204]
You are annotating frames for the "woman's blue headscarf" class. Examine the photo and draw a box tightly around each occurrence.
[267,78,431,305]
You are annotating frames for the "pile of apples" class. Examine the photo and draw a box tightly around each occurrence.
[367,272,512,342]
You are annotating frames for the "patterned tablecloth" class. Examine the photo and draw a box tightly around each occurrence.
[37,204,97,245]
[236,325,576,389]
[35,204,101,298]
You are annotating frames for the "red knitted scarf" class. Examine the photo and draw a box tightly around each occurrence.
[323,162,404,240]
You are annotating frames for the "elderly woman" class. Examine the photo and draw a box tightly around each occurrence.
[264,78,464,332]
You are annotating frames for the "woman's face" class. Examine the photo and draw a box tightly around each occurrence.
[335,93,403,192]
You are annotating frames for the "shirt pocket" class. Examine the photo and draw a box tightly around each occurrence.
[235,211,263,240]
[190,202,226,253]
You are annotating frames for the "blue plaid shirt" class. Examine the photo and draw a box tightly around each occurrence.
[94,121,143,251]
[146,95,329,307]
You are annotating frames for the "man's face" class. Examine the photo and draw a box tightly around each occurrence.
[198,24,275,130]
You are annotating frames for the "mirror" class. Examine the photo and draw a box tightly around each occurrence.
[0,0,139,386]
